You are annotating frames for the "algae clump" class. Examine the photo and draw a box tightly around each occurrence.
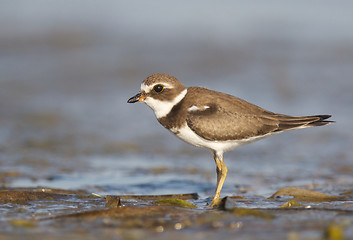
[153,199,196,208]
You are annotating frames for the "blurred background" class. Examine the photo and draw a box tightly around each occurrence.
[1,0,352,199]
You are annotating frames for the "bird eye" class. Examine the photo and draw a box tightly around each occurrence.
[153,84,164,93]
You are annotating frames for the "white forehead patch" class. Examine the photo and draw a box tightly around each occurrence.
[144,89,187,119]
[141,82,173,93]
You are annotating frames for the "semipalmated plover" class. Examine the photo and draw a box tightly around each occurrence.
[128,73,333,207]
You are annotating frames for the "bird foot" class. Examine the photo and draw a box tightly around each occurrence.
[207,197,221,208]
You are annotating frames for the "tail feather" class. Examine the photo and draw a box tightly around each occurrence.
[268,114,334,132]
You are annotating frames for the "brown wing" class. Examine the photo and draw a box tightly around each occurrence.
[185,88,280,141]
[185,87,332,141]
[186,106,280,141]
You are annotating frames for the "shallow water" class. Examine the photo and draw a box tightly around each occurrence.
[1,1,353,239]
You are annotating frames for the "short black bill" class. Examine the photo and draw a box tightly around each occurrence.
[127,92,142,103]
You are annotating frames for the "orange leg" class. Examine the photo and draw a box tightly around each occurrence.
[208,151,227,208]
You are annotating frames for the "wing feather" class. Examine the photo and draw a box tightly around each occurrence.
[184,87,332,141]
[185,89,279,141]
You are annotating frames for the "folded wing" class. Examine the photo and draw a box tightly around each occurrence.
[185,89,332,141]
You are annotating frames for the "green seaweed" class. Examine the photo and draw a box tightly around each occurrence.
[10,219,37,228]
[268,187,343,202]
[228,207,274,219]
[280,200,302,208]
[153,199,196,208]
[324,223,345,240]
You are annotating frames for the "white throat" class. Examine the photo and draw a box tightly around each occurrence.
[144,89,187,119]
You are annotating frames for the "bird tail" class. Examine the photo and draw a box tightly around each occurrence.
[271,114,334,132]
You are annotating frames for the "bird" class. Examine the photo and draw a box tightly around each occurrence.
[127,73,333,207]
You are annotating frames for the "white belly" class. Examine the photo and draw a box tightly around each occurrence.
[170,124,271,154]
